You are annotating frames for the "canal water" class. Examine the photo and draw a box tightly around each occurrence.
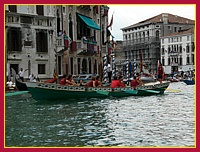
[5,82,195,147]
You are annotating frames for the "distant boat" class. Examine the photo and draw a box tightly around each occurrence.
[169,77,180,83]
[181,79,195,85]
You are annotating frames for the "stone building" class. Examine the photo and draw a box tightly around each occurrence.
[121,13,195,74]
[160,27,195,74]
[5,5,109,80]
[55,5,109,77]
[5,5,56,80]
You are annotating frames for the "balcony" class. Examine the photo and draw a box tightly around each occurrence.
[76,40,98,55]
[122,36,160,47]
[168,51,179,56]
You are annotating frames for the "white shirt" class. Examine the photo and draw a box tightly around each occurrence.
[7,81,13,87]
[19,70,25,77]
[29,75,36,82]
[106,64,111,72]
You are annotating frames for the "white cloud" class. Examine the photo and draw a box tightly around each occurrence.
[107,4,196,40]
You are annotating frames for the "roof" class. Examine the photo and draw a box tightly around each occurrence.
[161,27,194,37]
[121,13,195,30]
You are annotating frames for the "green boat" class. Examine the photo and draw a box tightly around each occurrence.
[26,81,170,101]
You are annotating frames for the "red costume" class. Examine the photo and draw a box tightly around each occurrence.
[110,80,125,88]
[158,65,164,76]
[87,80,95,87]
[130,79,139,89]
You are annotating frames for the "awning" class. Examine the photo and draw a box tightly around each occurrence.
[78,14,100,30]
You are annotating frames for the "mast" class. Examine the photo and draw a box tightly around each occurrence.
[139,49,143,73]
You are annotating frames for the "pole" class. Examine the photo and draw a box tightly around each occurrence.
[112,54,115,78]
[126,58,129,85]
[103,55,107,82]
[139,49,143,73]
[134,59,137,77]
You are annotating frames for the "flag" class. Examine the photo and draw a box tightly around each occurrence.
[107,13,113,29]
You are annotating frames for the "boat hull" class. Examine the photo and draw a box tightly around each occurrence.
[181,79,195,85]
[15,77,28,91]
[26,81,170,101]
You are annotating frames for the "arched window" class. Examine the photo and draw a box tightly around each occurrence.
[156,30,159,41]
[57,9,60,35]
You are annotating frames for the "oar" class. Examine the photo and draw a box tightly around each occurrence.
[166,88,181,93]
[124,90,138,95]
[96,90,109,96]
[5,91,29,97]
[139,89,160,94]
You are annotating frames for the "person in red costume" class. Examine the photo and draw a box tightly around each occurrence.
[158,63,164,84]
[87,76,96,87]
[110,75,125,88]
[130,74,144,89]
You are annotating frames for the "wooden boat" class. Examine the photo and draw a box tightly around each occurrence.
[26,81,170,101]
[15,77,28,91]
[181,79,195,85]
[5,86,18,92]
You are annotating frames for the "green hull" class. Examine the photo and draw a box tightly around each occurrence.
[26,82,170,101]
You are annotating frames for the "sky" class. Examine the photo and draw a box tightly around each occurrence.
[107,4,196,40]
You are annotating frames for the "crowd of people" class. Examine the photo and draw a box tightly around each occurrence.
[48,73,145,90]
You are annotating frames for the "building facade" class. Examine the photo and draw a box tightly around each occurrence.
[5,5,56,80]
[55,5,109,77]
[5,5,109,80]
[160,27,195,74]
[121,13,195,74]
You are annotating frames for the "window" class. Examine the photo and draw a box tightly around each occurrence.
[36,30,48,52]
[187,56,190,64]
[36,5,44,15]
[168,57,170,65]
[63,7,66,14]
[179,56,182,65]
[38,64,45,74]
[187,36,190,41]
[186,44,190,53]
[8,5,17,12]
[155,30,159,41]
[7,28,22,52]
[77,14,91,40]
[174,27,177,32]
[162,47,165,55]
[168,45,171,53]
[179,45,182,53]
[162,58,164,65]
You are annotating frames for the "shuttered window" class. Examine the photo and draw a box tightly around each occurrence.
[36,30,48,52]
[7,28,22,52]
[38,64,45,74]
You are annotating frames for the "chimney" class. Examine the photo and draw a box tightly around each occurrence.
[162,13,168,24]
